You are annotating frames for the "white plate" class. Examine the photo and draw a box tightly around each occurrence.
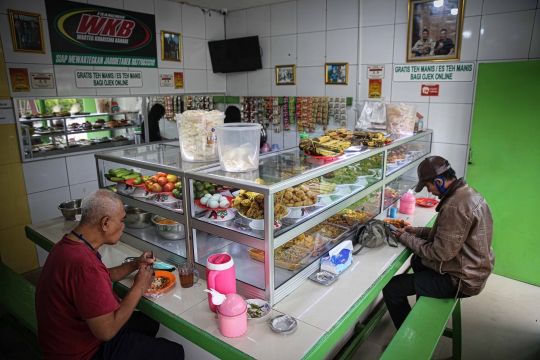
[249,219,282,231]
[203,208,235,222]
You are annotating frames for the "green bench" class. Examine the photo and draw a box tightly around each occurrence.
[0,262,41,357]
[380,296,462,360]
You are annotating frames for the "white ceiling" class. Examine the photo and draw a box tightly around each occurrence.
[171,0,291,12]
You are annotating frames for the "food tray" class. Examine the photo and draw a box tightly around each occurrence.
[309,271,339,286]
[383,219,411,229]
[247,248,265,263]
[306,223,350,244]
[325,213,361,231]
[284,233,329,255]
[274,245,312,271]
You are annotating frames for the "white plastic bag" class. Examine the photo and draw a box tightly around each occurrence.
[386,103,417,135]
[355,100,386,131]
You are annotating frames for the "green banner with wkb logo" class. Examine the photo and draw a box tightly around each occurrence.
[45,0,157,68]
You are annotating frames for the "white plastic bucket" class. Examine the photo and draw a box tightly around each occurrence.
[215,123,262,172]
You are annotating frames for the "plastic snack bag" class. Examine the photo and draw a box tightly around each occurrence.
[355,99,386,130]
[386,103,417,135]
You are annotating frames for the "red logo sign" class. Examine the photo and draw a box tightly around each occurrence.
[421,84,439,96]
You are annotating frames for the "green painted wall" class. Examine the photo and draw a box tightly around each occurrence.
[468,60,540,286]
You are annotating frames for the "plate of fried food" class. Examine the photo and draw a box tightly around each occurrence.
[383,219,411,229]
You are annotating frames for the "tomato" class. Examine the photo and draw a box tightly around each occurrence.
[145,180,154,187]
[150,175,158,182]
[150,183,163,193]
[163,182,175,192]
[166,174,178,183]
[157,177,168,186]
[157,172,167,178]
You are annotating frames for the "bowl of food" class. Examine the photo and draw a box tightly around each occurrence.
[124,205,152,229]
[58,199,82,220]
[246,299,272,323]
[152,215,185,240]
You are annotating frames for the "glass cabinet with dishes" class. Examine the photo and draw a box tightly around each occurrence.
[94,130,432,305]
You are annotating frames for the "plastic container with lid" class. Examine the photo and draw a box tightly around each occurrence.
[399,190,416,215]
[204,289,247,338]
[176,110,225,162]
[215,123,262,172]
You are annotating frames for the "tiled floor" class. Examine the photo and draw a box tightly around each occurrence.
[353,274,540,360]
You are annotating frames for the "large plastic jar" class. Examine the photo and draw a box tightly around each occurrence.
[176,110,225,162]
[214,123,262,172]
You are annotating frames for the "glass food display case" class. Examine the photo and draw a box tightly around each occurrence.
[95,130,432,305]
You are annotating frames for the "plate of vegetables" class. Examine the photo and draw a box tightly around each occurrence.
[246,299,271,323]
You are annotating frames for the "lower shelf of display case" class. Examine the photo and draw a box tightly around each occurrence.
[25,140,134,159]
[123,226,187,258]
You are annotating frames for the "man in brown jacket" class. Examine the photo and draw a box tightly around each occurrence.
[383,156,494,329]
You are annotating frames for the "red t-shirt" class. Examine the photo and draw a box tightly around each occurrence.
[36,236,120,360]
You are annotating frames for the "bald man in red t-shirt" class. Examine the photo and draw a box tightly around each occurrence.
[36,190,184,360]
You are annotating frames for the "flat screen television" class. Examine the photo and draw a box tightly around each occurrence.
[208,36,262,73]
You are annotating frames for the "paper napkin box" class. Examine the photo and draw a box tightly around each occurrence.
[320,240,353,275]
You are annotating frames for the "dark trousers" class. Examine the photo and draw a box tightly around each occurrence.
[383,255,469,329]
[91,312,184,360]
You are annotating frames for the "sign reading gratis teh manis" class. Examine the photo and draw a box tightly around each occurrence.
[393,63,475,82]
[75,70,143,88]
[46,0,157,68]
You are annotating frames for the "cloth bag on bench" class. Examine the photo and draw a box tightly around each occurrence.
[354,219,398,254]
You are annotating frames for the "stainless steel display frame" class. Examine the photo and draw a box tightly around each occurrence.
[94,130,433,306]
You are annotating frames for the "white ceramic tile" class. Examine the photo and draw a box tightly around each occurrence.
[325,65,357,97]
[432,80,476,104]
[226,72,248,95]
[65,154,98,186]
[247,68,272,96]
[460,16,481,61]
[478,10,536,60]
[0,16,52,65]
[271,79,296,96]
[271,35,297,66]
[346,105,357,130]
[359,64,392,100]
[183,37,207,70]
[155,0,182,34]
[268,131,284,149]
[271,1,297,36]
[392,23,407,64]
[326,28,359,64]
[88,0,123,8]
[529,9,540,58]
[0,0,46,16]
[129,67,159,95]
[296,66,325,96]
[23,157,68,194]
[361,0,396,27]
[184,69,207,93]
[123,0,155,14]
[54,65,96,97]
[259,37,272,68]
[298,0,327,33]
[395,0,409,24]
[226,10,247,39]
[283,129,299,148]
[5,63,56,97]
[390,81,429,103]
[158,68,184,94]
[247,5,271,38]
[361,25,395,64]
[205,13,225,41]
[327,0,359,30]
[430,142,468,177]
[69,180,99,201]
[297,32,326,66]
[207,71,226,92]
[28,186,72,224]
[182,4,206,39]
[464,0,483,17]
[482,0,536,15]
[428,103,472,145]
[483,274,540,304]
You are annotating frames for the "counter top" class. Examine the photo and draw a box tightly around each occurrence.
[26,205,436,360]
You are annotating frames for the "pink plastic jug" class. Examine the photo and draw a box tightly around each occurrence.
[399,190,416,215]
[206,254,236,312]
[217,293,247,338]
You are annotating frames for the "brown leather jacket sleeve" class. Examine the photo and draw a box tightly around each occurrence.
[412,227,431,240]
[400,205,474,262]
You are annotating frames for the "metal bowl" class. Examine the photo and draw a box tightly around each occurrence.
[58,199,82,220]
[151,215,185,241]
[124,205,152,229]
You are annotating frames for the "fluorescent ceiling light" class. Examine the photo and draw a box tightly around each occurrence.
[451,8,458,15]
[463,31,471,39]
[433,0,444,8]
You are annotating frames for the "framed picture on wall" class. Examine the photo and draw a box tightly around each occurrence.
[8,10,45,54]
[161,31,181,62]
[275,65,296,85]
[407,0,465,62]
[325,63,348,85]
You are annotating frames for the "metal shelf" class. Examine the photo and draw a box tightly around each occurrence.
[18,111,137,123]
[67,125,138,135]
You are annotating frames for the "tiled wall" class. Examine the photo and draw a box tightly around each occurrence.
[224,0,360,149]
[359,0,540,178]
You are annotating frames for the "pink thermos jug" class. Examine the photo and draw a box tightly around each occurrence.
[399,190,416,215]
[206,253,236,312]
